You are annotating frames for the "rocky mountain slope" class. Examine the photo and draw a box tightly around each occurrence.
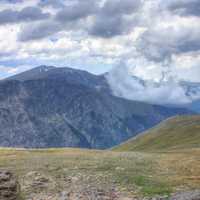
[6,65,110,94]
[115,115,200,152]
[0,66,192,149]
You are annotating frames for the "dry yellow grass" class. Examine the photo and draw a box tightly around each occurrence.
[114,115,200,152]
[157,149,200,189]
[0,147,200,197]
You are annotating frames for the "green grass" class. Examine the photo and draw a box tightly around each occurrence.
[134,175,171,196]
[114,115,200,152]
[118,174,171,196]
[142,185,171,196]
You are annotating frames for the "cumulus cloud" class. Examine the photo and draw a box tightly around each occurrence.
[18,0,141,41]
[102,0,141,15]
[136,20,200,62]
[89,16,127,38]
[172,53,200,82]
[89,0,141,38]
[56,0,98,22]
[106,62,200,105]
[18,0,99,41]
[18,21,61,41]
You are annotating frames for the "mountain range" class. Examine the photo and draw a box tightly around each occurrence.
[0,66,195,149]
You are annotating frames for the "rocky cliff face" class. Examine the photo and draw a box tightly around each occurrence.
[0,66,192,149]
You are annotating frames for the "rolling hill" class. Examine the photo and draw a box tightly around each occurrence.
[0,66,192,149]
[115,115,200,152]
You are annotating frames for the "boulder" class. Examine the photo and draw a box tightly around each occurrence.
[0,171,20,200]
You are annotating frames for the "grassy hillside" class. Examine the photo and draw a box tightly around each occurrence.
[115,115,200,152]
[0,148,200,199]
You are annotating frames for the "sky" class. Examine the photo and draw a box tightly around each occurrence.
[0,0,200,83]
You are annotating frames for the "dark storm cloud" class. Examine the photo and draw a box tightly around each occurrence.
[89,15,134,38]
[18,0,141,41]
[134,0,200,62]
[102,0,141,16]
[18,0,99,41]
[55,0,98,22]
[18,21,62,41]
[89,0,141,38]
[136,25,200,62]
[165,0,200,17]
[18,6,50,21]
[0,6,50,25]
[89,16,125,38]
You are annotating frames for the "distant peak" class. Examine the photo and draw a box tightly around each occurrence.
[5,65,56,81]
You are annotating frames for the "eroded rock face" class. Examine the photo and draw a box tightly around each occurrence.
[0,171,20,200]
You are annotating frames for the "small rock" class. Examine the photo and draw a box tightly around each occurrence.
[115,167,125,171]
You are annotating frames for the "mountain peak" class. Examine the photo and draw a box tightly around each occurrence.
[35,65,55,72]
[4,65,110,94]
[6,65,56,81]
[6,66,93,82]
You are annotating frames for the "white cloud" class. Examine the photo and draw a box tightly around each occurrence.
[0,0,199,86]
[106,62,199,105]
[172,52,200,82]
[0,25,19,56]
[0,65,33,79]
